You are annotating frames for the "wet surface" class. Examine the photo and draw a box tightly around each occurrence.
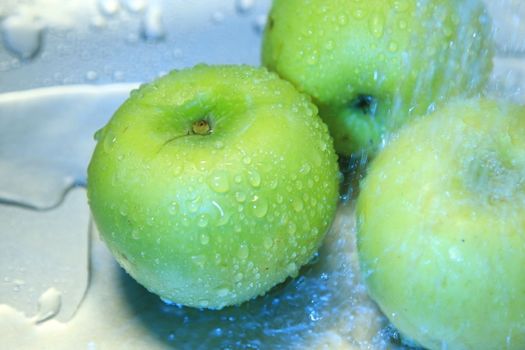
[0,187,89,323]
[0,0,523,349]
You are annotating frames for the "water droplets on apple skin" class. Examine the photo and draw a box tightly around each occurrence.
[207,170,230,193]
[248,195,268,218]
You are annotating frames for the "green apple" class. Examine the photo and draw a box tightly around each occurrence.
[356,98,525,349]
[87,65,340,309]
[262,0,494,156]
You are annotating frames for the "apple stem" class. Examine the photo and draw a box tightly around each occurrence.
[192,119,212,135]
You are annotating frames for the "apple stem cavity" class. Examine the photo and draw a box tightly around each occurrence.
[352,95,378,116]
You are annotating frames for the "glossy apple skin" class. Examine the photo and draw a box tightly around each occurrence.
[262,0,494,156]
[356,99,525,349]
[87,65,340,309]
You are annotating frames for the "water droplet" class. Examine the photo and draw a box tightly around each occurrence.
[269,179,278,189]
[238,244,249,260]
[309,310,322,321]
[93,128,103,141]
[287,222,297,234]
[214,141,224,149]
[234,174,243,184]
[443,25,453,37]
[122,0,147,13]
[235,0,255,14]
[131,229,140,240]
[211,200,229,226]
[197,233,210,245]
[252,14,267,34]
[198,299,209,307]
[102,131,117,152]
[234,272,243,282]
[1,15,45,60]
[119,206,128,217]
[211,11,225,24]
[146,216,155,226]
[141,6,165,41]
[352,8,365,19]
[90,15,107,29]
[263,237,273,249]
[247,169,261,187]
[293,198,304,212]
[212,327,223,337]
[172,164,183,176]
[306,51,318,65]
[249,196,268,218]
[242,156,252,165]
[392,1,409,12]
[286,262,297,275]
[197,214,209,228]
[173,48,183,59]
[168,201,178,215]
[187,197,201,213]
[216,288,229,297]
[112,70,125,81]
[191,255,206,268]
[98,0,120,16]
[34,288,61,323]
[85,70,98,81]
[208,170,230,193]
[126,32,140,44]
[235,191,246,202]
[369,13,384,38]
[388,41,399,52]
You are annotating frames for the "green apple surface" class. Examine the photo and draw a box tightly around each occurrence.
[262,0,494,156]
[87,65,340,309]
[356,98,525,349]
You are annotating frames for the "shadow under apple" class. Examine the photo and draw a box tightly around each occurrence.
[116,203,400,349]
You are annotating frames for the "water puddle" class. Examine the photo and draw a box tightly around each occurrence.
[0,187,90,323]
[0,84,135,209]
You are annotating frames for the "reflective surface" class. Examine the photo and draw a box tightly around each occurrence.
[0,0,523,349]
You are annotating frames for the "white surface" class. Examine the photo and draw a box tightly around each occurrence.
[0,0,523,349]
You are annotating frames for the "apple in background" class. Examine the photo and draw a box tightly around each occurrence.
[262,0,494,157]
[87,65,340,309]
[356,98,525,349]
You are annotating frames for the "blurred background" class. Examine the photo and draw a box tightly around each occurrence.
[0,0,523,93]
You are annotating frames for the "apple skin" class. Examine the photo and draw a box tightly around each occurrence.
[262,0,494,157]
[356,98,525,349]
[87,65,340,309]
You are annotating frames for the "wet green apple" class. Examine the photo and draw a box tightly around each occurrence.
[262,0,494,156]
[87,65,340,309]
[357,98,525,349]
